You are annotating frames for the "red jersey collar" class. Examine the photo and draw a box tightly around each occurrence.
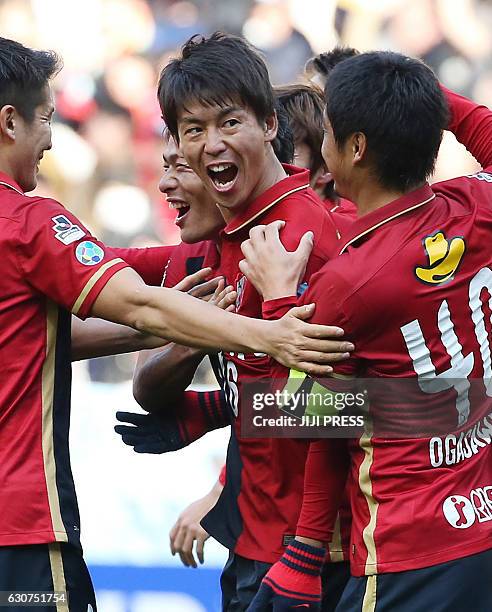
[338,183,435,255]
[0,172,25,195]
[223,164,310,235]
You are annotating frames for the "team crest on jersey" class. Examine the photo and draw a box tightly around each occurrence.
[51,214,85,245]
[235,275,246,310]
[75,241,105,266]
[414,231,465,285]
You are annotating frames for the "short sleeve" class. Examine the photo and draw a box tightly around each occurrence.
[16,197,129,319]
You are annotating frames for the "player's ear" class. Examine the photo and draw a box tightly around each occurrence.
[313,164,333,190]
[263,111,278,143]
[0,105,17,141]
[352,132,367,165]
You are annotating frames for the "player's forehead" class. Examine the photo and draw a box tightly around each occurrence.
[177,95,251,124]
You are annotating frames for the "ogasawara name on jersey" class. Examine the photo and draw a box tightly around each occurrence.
[429,409,492,467]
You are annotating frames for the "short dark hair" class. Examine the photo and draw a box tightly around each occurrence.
[0,37,61,121]
[305,46,359,85]
[158,32,275,139]
[272,99,294,164]
[326,51,448,192]
[275,84,325,176]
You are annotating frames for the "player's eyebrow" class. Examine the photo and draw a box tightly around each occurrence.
[216,105,243,120]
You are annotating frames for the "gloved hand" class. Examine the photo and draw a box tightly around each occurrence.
[247,540,325,611]
[115,411,183,453]
[115,389,230,454]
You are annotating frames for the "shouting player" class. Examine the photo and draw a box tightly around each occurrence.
[154,32,355,611]
[0,36,350,608]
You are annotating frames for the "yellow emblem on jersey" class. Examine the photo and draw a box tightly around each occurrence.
[415,231,465,285]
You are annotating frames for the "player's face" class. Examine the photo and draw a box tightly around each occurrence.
[177,100,277,220]
[321,114,351,199]
[159,133,224,243]
[13,85,54,192]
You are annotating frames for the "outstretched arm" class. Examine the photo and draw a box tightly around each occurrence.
[71,317,167,361]
[443,85,492,170]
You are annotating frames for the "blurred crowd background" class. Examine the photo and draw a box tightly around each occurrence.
[4,1,492,609]
[4,0,490,383]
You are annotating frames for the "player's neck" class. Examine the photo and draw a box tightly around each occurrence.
[353,181,415,217]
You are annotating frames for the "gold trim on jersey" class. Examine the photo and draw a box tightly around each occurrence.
[358,420,379,575]
[362,575,377,612]
[339,194,436,255]
[42,300,68,543]
[224,184,309,234]
[48,543,69,612]
[328,514,345,562]
[71,258,125,316]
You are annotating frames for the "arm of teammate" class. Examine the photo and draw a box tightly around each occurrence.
[239,221,354,360]
[71,317,168,361]
[114,389,231,453]
[71,267,221,362]
[133,278,236,412]
[443,85,492,169]
[169,476,223,568]
[248,439,350,611]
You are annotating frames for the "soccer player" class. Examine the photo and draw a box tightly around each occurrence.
[156,32,355,611]
[244,52,492,610]
[304,47,359,91]
[274,82,356,228]
[0,36,349,607]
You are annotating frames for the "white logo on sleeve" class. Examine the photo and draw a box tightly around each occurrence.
[442,484,492,529]
[51,215,85,245]
[75,241,105,266]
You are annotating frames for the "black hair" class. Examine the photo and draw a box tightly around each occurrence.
[0,37,61,121]
[325,51,448,192]
[158,32,275,139]
[272,100,294,164]
[305,46,359,85]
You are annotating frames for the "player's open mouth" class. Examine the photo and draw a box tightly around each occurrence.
[207,163,238,192]
[169,200,191,224]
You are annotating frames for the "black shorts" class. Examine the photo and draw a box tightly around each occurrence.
[0,542,96,612]
[220,552,350,611]
[336,548,492,612]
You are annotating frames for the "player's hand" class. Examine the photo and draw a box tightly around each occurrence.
[114,411,183,453]
[169,485,222,568]
[247,540,324,611]
[268,304,353,376]
[239,220,313,301]
[173,267,223,302]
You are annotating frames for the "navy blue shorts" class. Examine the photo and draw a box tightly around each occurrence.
[336,548,492,612]
[0,542,96,612]
[221,552,350,611]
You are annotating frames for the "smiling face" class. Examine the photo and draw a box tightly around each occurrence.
[11,84,55,192]
[158,131,224,243]
[177,100,280,221]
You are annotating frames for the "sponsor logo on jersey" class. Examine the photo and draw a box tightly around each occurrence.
[75,241,105,266]
[429,411,492,467]
[443,483,492,529]
[415,231,465,285]
[467,171,492,182]
[51,214,85,245]
[235,275,246,310]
